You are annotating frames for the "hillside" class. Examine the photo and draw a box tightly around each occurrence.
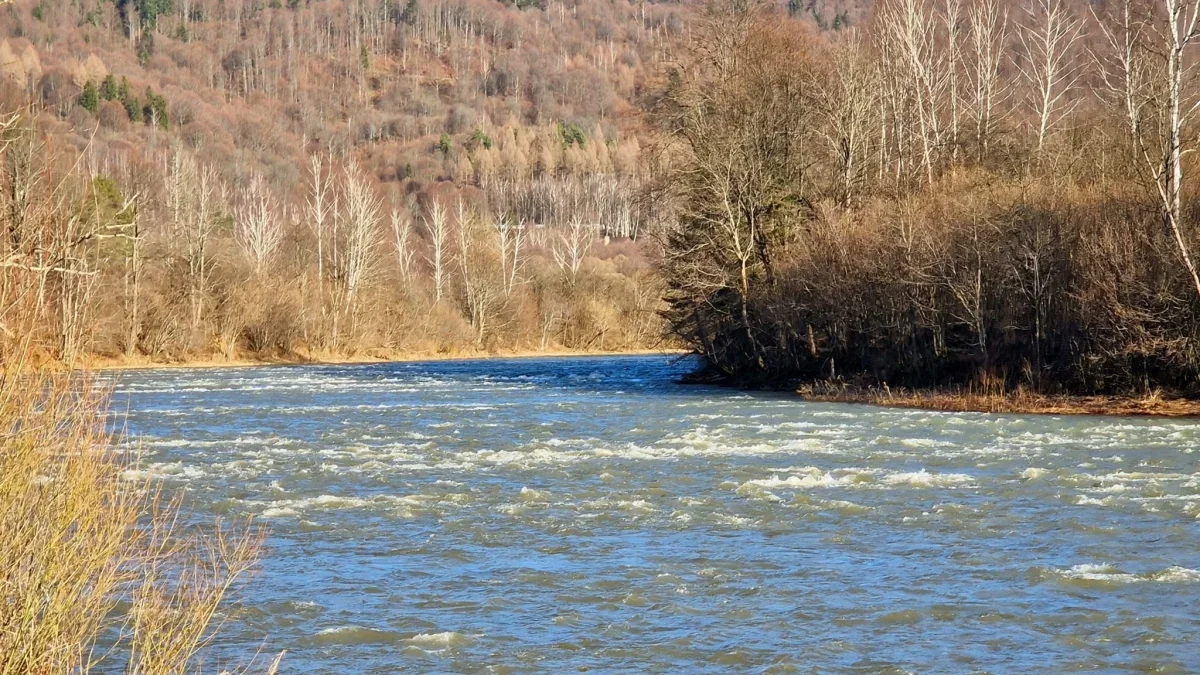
[1,0,769,361]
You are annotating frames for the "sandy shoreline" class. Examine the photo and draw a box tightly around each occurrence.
[88,348,689,372]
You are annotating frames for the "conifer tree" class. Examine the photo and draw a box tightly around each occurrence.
[78,81,99,114]
[100,74,118,101]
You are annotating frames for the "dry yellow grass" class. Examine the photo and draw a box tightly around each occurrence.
[0,371,278,673]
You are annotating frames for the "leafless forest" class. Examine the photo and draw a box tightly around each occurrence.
[1,0,688,363]
[659,0,1200,395]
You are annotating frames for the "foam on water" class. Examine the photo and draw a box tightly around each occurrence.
[108,355,1200,674]
[1047,564,1200,585]
[405,631,470,648]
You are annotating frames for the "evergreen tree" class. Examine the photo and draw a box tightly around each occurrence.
[134,0,174,26]
[124,95,143,123]
[143,87,169,129]
[78,81,99,114]
[557,121,586,147]
[469,128,493,151]
[100,74,118,101]
[436,133,452,156]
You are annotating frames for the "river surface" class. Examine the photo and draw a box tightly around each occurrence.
[108,355,1200,674]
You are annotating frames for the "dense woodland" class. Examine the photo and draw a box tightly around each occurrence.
[659,0,1200,395]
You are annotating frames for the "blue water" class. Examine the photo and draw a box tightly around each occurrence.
[109,355,1200,673]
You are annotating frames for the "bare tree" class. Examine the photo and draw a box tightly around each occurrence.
[455,199,498,342]
[494,213,525,296]
[1092,0,1152,144]
[95,192,143,357]
[167,147,220,338]
[942,0,965,161]
[1015,0,1083,153]
[235,175,283,278]
[967,0,1010,160]
[424,200,450,303]
[336,161,382,341]
[815,31,881,205]
[1126,0,1200,300]
[121,200,144,358]
[389,207,416,288]
[879,0,949,185]
[552,218,592,287]
[53,193,96,365]
[306,154,333,339]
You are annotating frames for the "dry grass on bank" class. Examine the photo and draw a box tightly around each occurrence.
[0,367,280,674]
[798,382,1200,418]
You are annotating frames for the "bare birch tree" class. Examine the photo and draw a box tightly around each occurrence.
[455,199,497,342]
[306,154,333,340]
[389,207,416,288]
[1015,0,1083,153]
[120,199,143,357]
[1112,0,1200,300]
[1092,0,1152,144]
[879,0,949,185]
[942,0,965,161]
[336,161,382,340]
[815,31,881,205]
[967,0,1010,160]
[93,191,143,357]
[494,213,525,296]
[168,147,219,338]
[424,200,450,303]
[235,175,283,278]
[552,218,592,287]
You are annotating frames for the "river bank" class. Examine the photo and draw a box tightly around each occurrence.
[88,347,686,372]
[798,386,1200,418]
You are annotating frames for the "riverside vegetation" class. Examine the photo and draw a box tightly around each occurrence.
[657,0,1200,405]
[0,114,279,674]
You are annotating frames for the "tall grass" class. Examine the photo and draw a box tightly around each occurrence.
[0,367,279,674]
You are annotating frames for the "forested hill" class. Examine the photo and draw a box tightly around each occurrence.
[0,1,695,360]
[0,0,866,193]
[1,0,875,364]
[4,0,674,198]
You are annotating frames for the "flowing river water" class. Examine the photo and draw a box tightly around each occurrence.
[108,355,1200,674]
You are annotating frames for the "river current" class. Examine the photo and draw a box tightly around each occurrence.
[109,355,1200,674]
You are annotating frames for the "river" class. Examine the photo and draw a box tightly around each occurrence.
[109,354,1200,673]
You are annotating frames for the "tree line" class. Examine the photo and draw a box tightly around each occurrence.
[0,116,664,364]
[658,0,1200,395]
